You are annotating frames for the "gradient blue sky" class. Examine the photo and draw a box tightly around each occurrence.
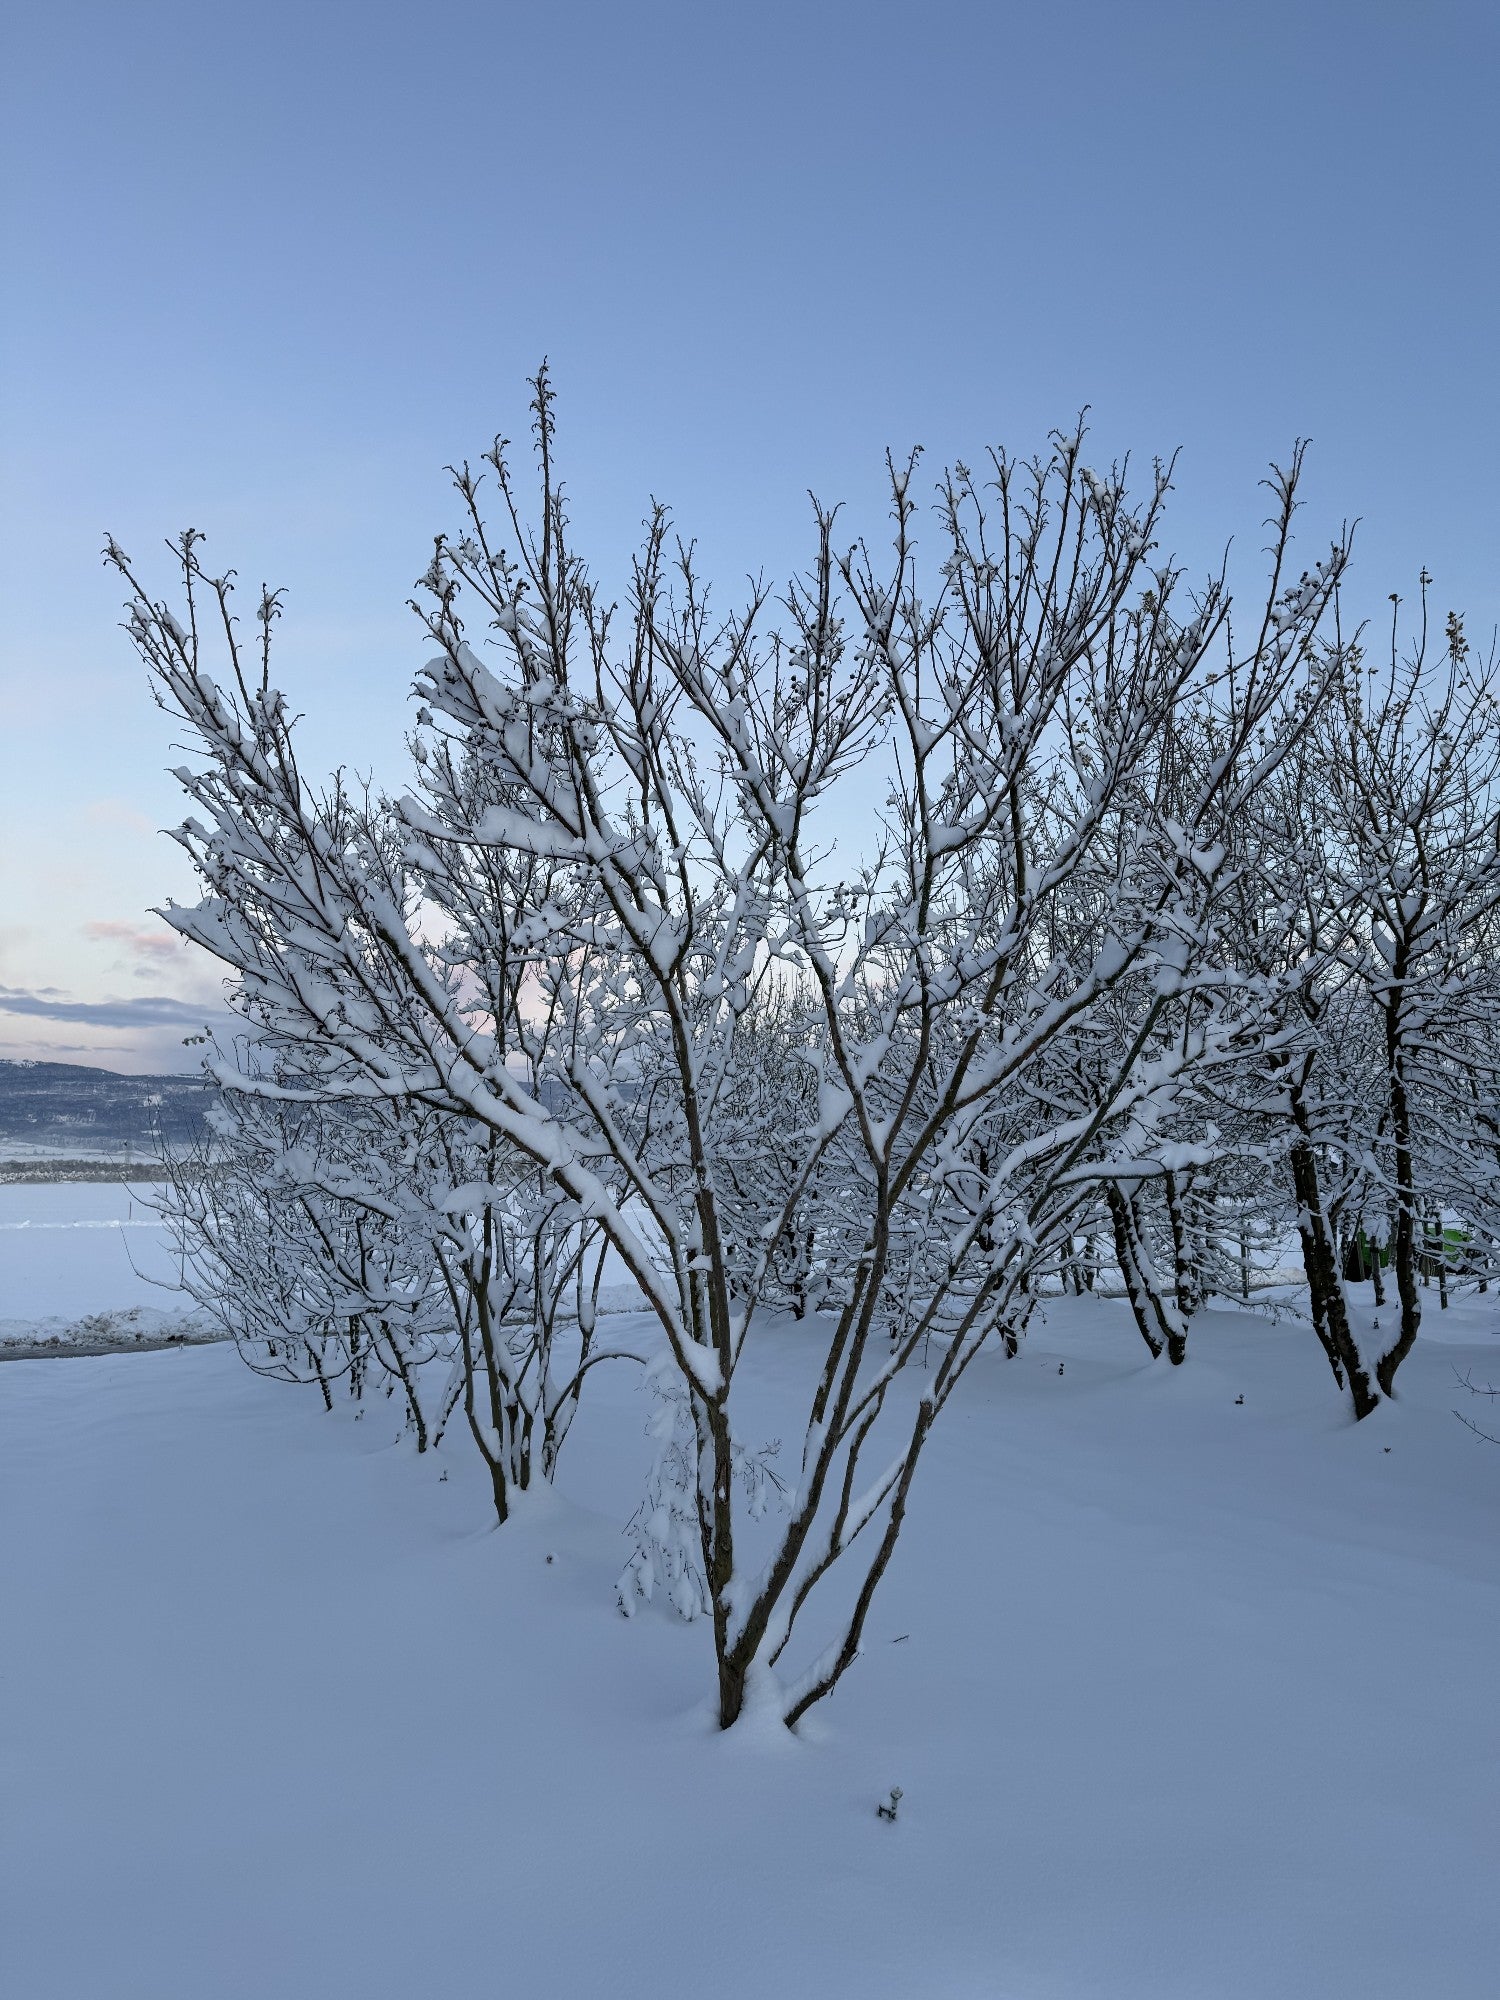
[3,0,1497,1070]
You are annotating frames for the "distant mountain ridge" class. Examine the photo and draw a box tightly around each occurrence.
[0,1060,210,1158]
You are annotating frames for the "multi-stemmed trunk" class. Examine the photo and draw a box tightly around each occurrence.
[1105,1182,1188,1365]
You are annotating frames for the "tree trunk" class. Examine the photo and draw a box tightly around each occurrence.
[1341,1229,1370,1285]
[1106,1183,1163,1358]
[377,1319,428,1452]
[1106,1183,1185,1362]
[1163,1168,1204,1319]
[1376,984,1421,1397]
[1288,1095,1380,1420]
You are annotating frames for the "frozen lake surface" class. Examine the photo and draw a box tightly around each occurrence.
[0,1180,187,1322]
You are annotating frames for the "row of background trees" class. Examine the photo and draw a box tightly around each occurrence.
[116,378,1500,1727]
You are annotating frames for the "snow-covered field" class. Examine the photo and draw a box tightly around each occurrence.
[4,1214,1498,1998]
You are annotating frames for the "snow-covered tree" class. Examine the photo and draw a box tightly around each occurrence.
[157,1069,637,1513]
[1316,595,1500,1395]
[110,377,1348,1726]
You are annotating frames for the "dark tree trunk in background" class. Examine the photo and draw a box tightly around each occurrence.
[1288,1091,1380,1420]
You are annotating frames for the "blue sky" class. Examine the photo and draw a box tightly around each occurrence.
[2,0,1496,1070]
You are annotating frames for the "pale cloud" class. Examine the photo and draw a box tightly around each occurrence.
[83,920,180,960]
[0,925,41,976]
[85,798,156,837]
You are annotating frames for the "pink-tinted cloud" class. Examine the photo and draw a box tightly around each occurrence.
[82,921,180,960]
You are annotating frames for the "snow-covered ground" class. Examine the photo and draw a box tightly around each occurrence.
[3,1264,1497,1998]
[0,1141,162,1167]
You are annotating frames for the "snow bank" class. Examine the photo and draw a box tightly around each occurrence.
[0,1303,220,1358]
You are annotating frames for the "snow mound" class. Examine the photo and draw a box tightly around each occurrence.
[0,1303,220,1357]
